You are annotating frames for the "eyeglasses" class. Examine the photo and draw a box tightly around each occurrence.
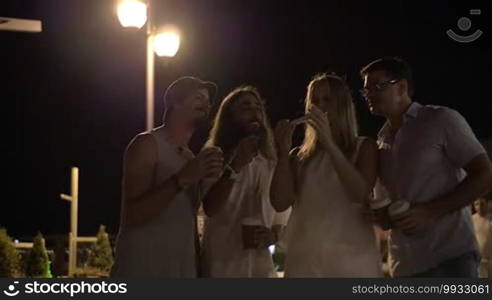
[360,79,399,97]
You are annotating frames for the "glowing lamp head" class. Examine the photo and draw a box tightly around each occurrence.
[154,31,181,57]
[117,0,148,29]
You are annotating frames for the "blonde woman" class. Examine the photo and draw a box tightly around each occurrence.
[270,73,381,277]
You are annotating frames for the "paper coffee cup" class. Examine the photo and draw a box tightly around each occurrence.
[242,217,263,250]
[370,198,392,230]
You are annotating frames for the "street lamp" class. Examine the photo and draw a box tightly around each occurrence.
[116,0,147,28]
[116,0,181,131]
[154,30,180,57]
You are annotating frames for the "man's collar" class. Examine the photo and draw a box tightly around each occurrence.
[377,122,390,144]
[405,102,422,119]
[377,102,422,144]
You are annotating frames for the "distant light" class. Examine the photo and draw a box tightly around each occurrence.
[154,31,180,57]
[268,245,275,255]
[14,239,19,243]
[117,0,147,29]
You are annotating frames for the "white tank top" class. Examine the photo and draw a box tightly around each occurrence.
[111,129,199,277]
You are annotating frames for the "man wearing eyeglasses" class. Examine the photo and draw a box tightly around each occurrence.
[360,57,492,277]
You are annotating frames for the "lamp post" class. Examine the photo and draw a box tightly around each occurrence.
[117,0,181,131]
[60,167,79,277]
[60,167,97,277]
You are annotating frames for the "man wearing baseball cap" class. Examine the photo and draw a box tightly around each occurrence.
[111,76,224,277]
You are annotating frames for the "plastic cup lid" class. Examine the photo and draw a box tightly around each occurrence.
[388,201,410,216]
[370,197,392,210]
[205,145,222,152]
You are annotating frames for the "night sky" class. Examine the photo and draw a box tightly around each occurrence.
[2,0,490,239]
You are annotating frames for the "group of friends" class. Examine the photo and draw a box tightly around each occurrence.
[110,57,492,278]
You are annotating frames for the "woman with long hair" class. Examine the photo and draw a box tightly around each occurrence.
[270,73,381,277]
[200,86,289,277]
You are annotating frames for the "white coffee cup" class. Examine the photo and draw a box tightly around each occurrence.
[370,197,392,230]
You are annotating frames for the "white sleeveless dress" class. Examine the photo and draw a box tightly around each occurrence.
[284,137,382,277]
[111,129,199,277]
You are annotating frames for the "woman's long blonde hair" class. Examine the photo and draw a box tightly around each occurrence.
[298,73,359,161]
[204,86,277,162]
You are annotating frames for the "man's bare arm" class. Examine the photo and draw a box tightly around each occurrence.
[122,134,181,227]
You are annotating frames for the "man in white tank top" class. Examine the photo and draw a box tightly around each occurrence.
[111,77,224,277]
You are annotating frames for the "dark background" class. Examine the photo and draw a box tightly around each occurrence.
[1,0,490,239]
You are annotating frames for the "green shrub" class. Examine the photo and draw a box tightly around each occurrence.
[26,232,50,277]
[87,225,113,273]
[0,228,20,277]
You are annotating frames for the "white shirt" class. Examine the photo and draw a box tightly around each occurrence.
[200,155,290,277]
